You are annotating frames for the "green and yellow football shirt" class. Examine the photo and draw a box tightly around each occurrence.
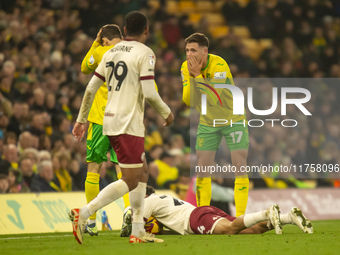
[181,54,246,127]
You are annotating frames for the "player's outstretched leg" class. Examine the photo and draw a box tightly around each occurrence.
[267,204,283,234]
[69,209,87,244]
[281,207,313,234]
[69,178,130,244]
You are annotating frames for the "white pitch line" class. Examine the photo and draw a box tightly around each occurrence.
[0,234,72,240]
[0,232,115,240]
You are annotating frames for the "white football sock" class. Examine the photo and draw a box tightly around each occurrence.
[130,182,146,237]
[80,179,129,219]
[280,213,292,225]
[243,210,267,228]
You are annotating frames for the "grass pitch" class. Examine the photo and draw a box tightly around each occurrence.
[1,220,339,255]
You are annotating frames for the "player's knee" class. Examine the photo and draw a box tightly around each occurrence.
[213,220,236,235]
[87,162,102,173]
[122,178,139,191]
[121,168,144,190]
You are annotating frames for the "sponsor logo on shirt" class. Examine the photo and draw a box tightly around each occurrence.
[104,112,115,117]
[149,55,155,66]
[213,71,226,79]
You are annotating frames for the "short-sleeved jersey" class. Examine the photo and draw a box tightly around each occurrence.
[94,40,155,137]
[143,194,195,235]
[81,41,114,125]
[181,54,246,127]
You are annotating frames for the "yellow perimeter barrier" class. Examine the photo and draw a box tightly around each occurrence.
[0,190,178,235]
[0,192,124,235]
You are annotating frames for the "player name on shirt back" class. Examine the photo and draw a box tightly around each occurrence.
[111,45,133,52]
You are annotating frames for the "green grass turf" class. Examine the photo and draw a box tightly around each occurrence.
[1,220,339,255]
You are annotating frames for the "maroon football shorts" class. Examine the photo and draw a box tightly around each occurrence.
[108,134,144,168]
[189,206,236,234]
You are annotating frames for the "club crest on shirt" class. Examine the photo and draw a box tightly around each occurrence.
[149,55,155,66]
[90,55,95,64]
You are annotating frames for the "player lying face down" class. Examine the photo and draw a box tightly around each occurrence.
[120,186,313,236]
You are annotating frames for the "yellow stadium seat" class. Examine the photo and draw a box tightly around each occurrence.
[179,1,196,13]
[167,0,178,14]
[235,0,250,7]
[232,26,251,38]
[203,13,225,26]
[259,39,273,49]
[149,0,160,10]
[210,26,229,39]
[256,0,277,6]
[197,1,214,12]
[242,39,262,60]
[189,13,202,26]
[215,1,225,10]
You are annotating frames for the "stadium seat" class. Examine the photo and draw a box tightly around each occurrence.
[203,13,225,26]
[196,1,214,12]
[232,26,251,38]
[259,39,273,49]
[178,1,196,13]
[242,39,262,60]
[235,0,250,7]
[149,0,160,10]
[166,1,178,14]
[215,1,225,11]
[210,26,229,39]
[189,13,202,26]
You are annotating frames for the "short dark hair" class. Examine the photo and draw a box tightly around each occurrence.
[146,185,155,196]
[124,11,148,36]
[185,33,209,48]
[101,24,122,41]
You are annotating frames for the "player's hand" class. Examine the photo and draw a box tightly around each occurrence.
[187,55,203,78]
[95,28,103,44]
[72,122,86,141]
[163,112,174,127]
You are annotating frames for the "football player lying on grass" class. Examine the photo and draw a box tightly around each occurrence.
[120,186,313,236]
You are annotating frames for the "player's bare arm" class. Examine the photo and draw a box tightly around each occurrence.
[72,75,102,141]
[141,79,173,126]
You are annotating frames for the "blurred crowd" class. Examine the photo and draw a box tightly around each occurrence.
[0,0,339,197]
